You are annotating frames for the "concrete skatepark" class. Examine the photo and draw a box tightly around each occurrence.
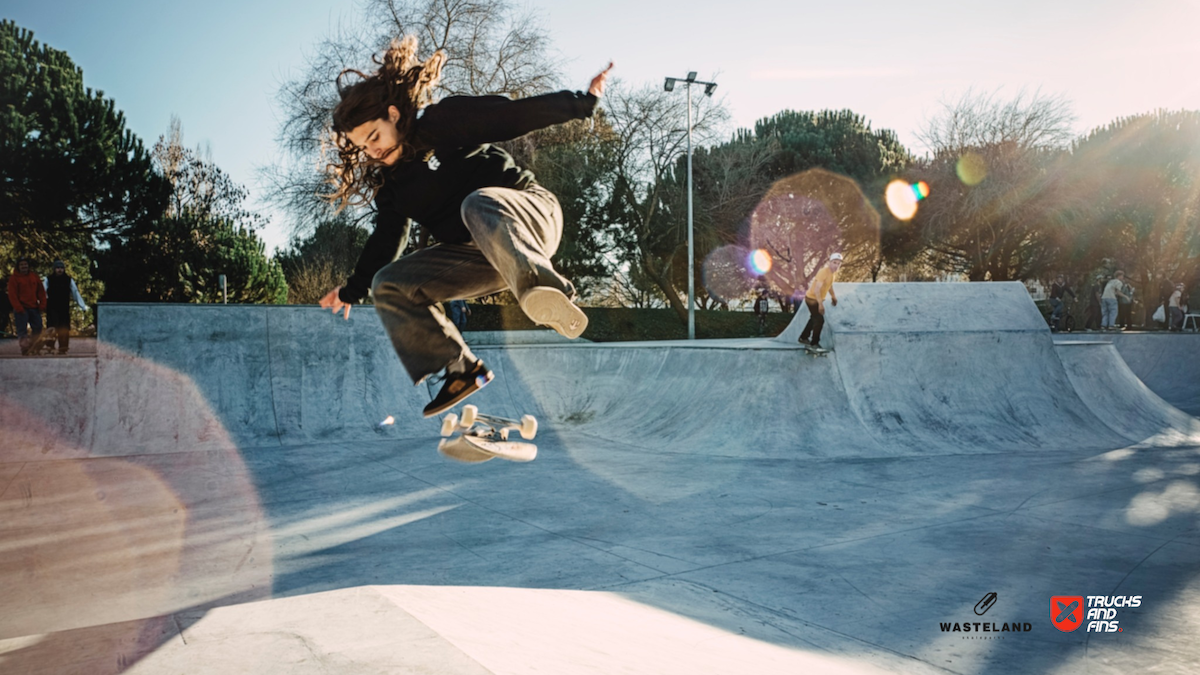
[2,281,1199,674]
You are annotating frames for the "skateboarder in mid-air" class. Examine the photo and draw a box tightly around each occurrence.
[798,253,842,350]
[317,35,613,418]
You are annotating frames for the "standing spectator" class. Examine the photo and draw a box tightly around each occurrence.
[7,257,47,354]
[0,281,11,336]
[42,260,89,354]
[1168,283,1185,332]
[1085,276,1102,331]
[1117,276,1135,329]
[1158,277,1176,329]
[447,299,471,333]
[1101,271,1129,331]
[1048,274,1075,332]
[753,288,770,336]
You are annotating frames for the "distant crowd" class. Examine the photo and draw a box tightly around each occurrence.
[1046,272,1194,333]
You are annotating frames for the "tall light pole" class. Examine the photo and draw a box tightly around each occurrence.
[664,72,717,340]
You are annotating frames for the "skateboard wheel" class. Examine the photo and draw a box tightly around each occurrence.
[520,415,538,440]
[440,414,459,437]
[461,405,478,428]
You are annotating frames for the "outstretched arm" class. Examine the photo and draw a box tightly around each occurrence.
[589,61,614,97]
[419,63,614,148]
[320,197,412,321]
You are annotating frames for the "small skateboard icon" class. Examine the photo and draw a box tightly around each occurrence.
[800,343,830,357]
[438,405,538,463]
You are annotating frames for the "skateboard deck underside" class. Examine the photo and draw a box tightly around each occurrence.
[437,434,537,463]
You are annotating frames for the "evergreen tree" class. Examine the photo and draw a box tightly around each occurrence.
[0,20,166,238]
[101,212,287,304]
[275,215,370,304]
[754,109,912,184]
[98,121,286,303]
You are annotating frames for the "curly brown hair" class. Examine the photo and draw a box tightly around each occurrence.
[323,35,446,211]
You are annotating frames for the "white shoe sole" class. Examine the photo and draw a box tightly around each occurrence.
[519,286,588,339]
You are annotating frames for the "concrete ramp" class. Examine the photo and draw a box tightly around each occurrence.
[1057,333,1200,416]
[90,304,439,451]
[780,282,1131,452]
[1055,340,1200,445]
[463,342,884,460]
[40,286,1191,459]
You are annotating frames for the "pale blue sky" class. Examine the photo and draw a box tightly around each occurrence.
[6,0,1200,252]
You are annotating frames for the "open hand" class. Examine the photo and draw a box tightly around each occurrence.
[589,61,615,97]
[319,286,352,320]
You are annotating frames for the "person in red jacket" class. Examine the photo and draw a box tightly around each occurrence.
[316,34,612,417]
[7,258,47,354]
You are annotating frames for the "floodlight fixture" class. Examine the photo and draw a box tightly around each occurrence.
[662,70,720,339]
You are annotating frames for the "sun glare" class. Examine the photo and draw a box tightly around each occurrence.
[885,180,920,220]
[749,249,773,274]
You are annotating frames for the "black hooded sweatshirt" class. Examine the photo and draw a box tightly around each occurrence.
[338,90,598,303]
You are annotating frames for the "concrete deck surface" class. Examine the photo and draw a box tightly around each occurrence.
[2,283,1199,675]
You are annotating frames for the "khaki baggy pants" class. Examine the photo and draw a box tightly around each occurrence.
[371,185,573,384]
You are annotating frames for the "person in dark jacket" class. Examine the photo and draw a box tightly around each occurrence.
[42,260,89,354]
[753,288,771,336]
[317,35,612,417]
[0,280,11,336]
[1084,276,1103,330]
[7,258,47,354]
[1048,274,1075,332]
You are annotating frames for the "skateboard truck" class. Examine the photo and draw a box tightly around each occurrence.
[437,405,539,463]
[440,405,538,441]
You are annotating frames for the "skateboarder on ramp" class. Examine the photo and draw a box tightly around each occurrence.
[798,252,842,352]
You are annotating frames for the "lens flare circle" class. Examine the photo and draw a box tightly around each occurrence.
[956,152,987,186]
[703,245,756,304]
[885,180,919,221]
[749,249,773,274]
[913,181,930,200]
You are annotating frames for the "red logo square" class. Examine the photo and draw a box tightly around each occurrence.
[1051,596,1084,632]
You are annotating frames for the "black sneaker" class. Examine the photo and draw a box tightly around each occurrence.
[423,360,493,418]
[797,336,811,345]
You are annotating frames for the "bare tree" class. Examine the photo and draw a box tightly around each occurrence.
[602,80,729,321]
[911,89,1077,281]
[919,89,1075,154]
[746,169,880,301]
[152,116,266,230]
[267,0,563,234]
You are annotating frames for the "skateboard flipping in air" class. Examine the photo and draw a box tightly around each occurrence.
[438,405,538,463]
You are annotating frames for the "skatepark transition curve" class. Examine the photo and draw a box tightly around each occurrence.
[7,282,1199,461]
